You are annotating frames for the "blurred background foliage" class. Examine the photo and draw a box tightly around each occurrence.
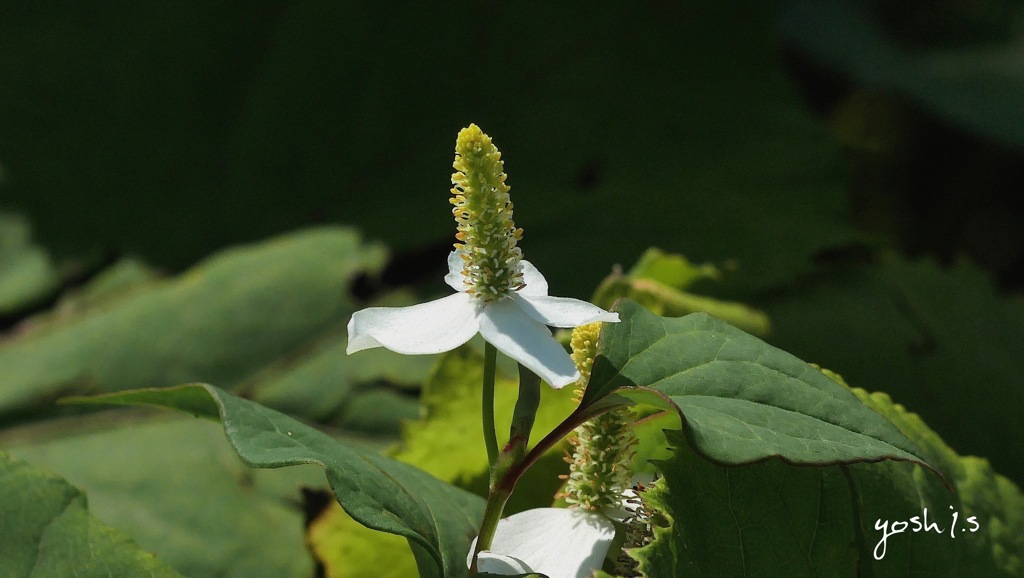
[1,1,1024,576]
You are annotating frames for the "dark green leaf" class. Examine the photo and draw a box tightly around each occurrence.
[632,376,1024,577]
[584,301,934,472]
[68,384,486,578]
[762,256,1024,483]
[634,431,858,577]
[843,387,1024,577]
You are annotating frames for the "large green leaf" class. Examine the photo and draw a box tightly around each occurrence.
[631,375,1024,577]
[584,300,932,471]
[0,451,183,578]
[634,430,858,577]
[70,384,486,578]
[304,343,577,577]
[844,386,1024,577]
[0,227,385,424]
[2,413,326,578]
[761,255,1024,484]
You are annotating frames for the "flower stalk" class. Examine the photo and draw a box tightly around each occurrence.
[345,124,621,575]
[481,342,500,470]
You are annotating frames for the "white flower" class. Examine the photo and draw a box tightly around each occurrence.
[468,508,616,578]
[346,250,618,388]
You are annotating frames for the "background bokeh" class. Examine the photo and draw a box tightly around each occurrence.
[2,1,1023,575]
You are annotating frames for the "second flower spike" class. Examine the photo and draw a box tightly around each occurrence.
[347,124,618,388]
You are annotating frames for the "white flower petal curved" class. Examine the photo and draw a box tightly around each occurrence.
[474,508,616,578]
[444,250,467,292]
[479,299,580,388]
[513,294,621,328]
[518,260,549,296]
[472,551,534,574]
[346,292,480,355]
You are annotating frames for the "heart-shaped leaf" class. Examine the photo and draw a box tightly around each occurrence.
[583,300,935,473]
[631,385,1024,576]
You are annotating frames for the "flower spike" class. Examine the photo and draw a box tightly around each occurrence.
[451,124,525,300]
[560,323,639,511]
[347,124,619,388]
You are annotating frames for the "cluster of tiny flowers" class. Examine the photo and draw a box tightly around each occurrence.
[560,323,639,511]
[450,124,525,300]
[615,482,656,576]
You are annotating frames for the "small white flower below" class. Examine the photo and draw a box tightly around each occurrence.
[468,507,616,578]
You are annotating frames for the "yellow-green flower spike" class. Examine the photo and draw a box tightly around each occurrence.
[451,124,525,301]
[560,323,638,511]
[570,322,601,393]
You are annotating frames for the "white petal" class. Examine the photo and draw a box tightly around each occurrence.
[518,260,548,296]
[444,250,468,292]
[478,298,580,388]
[346,292,480,355]
[468,551,534,574]
[513,294,620,328]
[484,508,616,578]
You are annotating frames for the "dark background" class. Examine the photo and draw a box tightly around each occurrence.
[2,1,1023,482]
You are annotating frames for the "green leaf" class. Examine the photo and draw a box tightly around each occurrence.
[0,227,385,424]
[2,413,326,578]
[68,384,486,578]
[761,255,1024,483]
[308,501,420,578]
[632,375,1024,576]
[239,329,429,432]
[302,344,576,576]
[0,212,59,315]
[634,431,858,577]
[844,387,1024,577]
[392,344,579,515]
[591,249,771,337]
[626,247,722,291]
[584,300,934,471]
[0,450,183,578]
[629,410,678,477]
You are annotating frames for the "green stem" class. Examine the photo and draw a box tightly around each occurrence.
[468,487,512,575]
[508,363,541,462]
[481,342,499,470]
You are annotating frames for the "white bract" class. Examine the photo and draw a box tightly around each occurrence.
[347,250,618,388]
[468,508,616,578]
